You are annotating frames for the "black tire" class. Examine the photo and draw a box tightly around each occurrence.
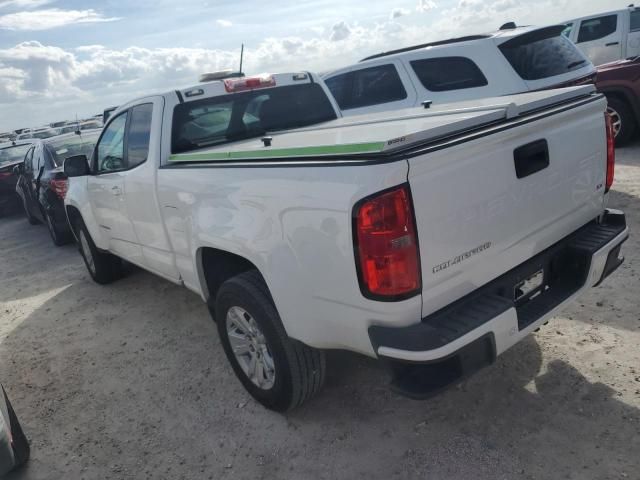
[606,96,636,146]
[45,211,72,247]
[2,387,29,468]
[22,198,38,225]
[215,270,326,411]
[74,218,123,284]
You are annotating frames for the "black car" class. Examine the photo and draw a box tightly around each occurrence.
[0,384,30,476]
[15,131,99,246]
[0,141,33,215]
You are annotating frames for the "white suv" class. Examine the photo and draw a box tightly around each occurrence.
[323,25,596,116]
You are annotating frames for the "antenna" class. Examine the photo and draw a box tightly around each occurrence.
[239,44,244,75]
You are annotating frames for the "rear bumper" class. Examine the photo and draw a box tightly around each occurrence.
[369,209,628,397]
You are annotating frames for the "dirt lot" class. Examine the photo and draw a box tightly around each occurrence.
[1,145,639,480]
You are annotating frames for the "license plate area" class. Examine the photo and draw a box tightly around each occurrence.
[514,269,546,305]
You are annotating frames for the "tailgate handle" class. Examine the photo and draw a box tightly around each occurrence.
[514,139,549,179]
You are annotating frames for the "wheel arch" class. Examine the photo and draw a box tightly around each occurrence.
[196,246,270,316]
[65,205,82,241]
[601,87,640,124]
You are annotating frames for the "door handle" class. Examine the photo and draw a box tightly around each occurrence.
[605,42,620,46]
[514,139,549,179]
[111,186,123,196]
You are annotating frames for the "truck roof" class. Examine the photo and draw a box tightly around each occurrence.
[359,25,546,62]
[168,85,595,163]
[113,72,322,118]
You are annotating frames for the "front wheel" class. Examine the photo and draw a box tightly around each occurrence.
[75,219,123,284]
[215,270,326,411]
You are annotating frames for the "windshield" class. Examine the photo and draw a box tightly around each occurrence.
[499,27,589,81]
[0,144,31,167]
[171,83,337,154]
[45,132,99,167]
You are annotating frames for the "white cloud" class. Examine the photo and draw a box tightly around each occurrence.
[0,0,51,9]
[0,8,119,30]
[390,8,410,20]
[417,0,437,12]
[216,19,232,27]
[329,20,351,41]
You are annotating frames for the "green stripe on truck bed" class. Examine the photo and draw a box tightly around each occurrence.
[168,142,387,162]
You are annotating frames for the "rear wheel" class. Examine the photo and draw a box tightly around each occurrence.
[45,211,72,246]
[2,387,29,468]
[75,219,123,284]
[606,96,636,146]
[215,270,326,411]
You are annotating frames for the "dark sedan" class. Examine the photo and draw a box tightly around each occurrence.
[15,131,99,246]
[596,56,640,145]
[0,141,33,215]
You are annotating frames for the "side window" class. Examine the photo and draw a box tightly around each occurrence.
[577,15,618,43]
[96,113,127,173]
[325,64,407,110]
[410,57,488,92]
[631,10,640,31]
[127,103,153,169]
[24,147,34,173]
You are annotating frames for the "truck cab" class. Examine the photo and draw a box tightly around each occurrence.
[562,6,640,66]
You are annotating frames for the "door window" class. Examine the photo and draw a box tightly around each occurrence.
[325,64,407,110]
[96,113,127,173]
[577,15,618,43]
[631,10,640,31]
[127,103,153,168]
[410,57,488,91]
[24,147,35,173]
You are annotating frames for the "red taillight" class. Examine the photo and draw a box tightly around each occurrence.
[50,178,68,199]
[605,113,615,193]
[354,185,421,299]
[224,75,276,93]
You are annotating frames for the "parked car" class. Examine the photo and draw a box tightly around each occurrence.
[15,131,99,245]
[78,120,102,131]
[323,25,595,116]
[16,129,58,141]
[562,6,640,66]
[63,72,625,411]
[0,141,32,215]
[595,56,640,144]
[0,384,29,476]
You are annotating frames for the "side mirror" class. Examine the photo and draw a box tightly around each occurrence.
[0,385,30,475]
[64,154,90,177]
[12,164,23,175]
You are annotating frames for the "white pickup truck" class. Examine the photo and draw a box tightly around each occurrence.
[63,72,626,411]
[563,6,640,66]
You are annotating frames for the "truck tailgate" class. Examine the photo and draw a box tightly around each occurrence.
[408,93,608,316]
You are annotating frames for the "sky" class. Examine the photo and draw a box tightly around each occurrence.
[0,0,623,131]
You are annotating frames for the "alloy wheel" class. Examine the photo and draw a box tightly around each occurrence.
[606,106,622,138]
[225,306,276,390]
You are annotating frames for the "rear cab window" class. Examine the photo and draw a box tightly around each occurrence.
[324,64,407,110]
[171,83,337,154]
[499,26,589,81]
[410,57,488,91]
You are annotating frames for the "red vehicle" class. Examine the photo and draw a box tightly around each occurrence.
[596,56,640,145]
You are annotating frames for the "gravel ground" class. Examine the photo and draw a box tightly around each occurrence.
[1,144,639,480]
